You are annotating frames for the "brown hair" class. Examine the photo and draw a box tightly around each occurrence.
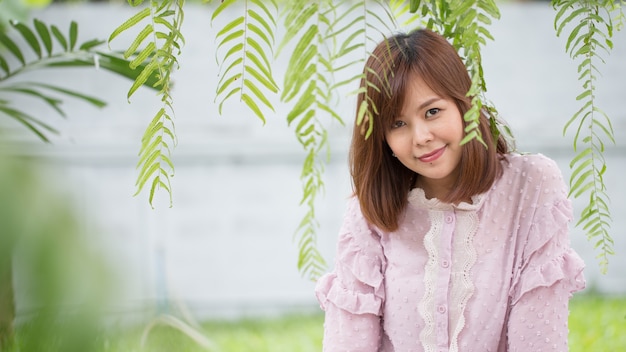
[350,29,510,232]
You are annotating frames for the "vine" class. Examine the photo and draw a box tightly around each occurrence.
[108,0,185,207]
[212,0,279,123]
[553,0,623,273]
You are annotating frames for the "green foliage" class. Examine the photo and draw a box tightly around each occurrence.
[278,0,404,280]
[354,0,405,139]
[0,18,156,142]
[408,0,500,146]
[553,0,623,273]
[88,0,622,277]
[212,0,279,123]
[109,0,185,207]
[0,154,112,352]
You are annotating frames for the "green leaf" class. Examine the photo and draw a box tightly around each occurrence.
[241,93,266,123]
[211,0,237,21]
[248,9,275,43]
[124,24,154,59]
[79,39,104,51]
[0,105,58,142]
[130,41,156,69]
[109,7,151,43]
[69,21,78,51]
[243,77,274,111]
[0,55,9,74]
[31,83,106,108]
[0,31,25,65]
[50,25,67,51]
[216,17,244,39]
[244,62,278,93]
[33,19,53,56]
[127,60,158,99]
[10,20,42,59]
[1,86,65,117]
[95,52,160,89]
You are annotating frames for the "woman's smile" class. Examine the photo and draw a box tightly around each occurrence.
[418,146,446,162]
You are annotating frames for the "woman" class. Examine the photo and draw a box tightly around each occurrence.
[315,29,585,351]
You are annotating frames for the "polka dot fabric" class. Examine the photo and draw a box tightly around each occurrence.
[315,154,585,351]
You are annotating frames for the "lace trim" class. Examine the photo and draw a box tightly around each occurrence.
[418,211,442,352]
[449,211,478,352]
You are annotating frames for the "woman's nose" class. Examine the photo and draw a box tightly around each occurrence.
[412,121,433,145]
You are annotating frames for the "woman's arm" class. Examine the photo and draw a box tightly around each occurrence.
[315,198,386,352]
[507,281,572,351]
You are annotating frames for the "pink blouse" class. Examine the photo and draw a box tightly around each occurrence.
[315,153,586,352]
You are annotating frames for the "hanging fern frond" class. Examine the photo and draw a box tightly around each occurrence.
[278,0,326,282]
[553,0,622,273]
[212,0,279,124]
[109,0,185,207]
[0,18,157,142]
[353,0,401,139]
[279,1,398,281]
[407,0,500,146]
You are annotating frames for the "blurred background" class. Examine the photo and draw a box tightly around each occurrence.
[0,0,624,350]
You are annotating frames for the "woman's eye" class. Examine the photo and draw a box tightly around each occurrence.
[391,120,406,128]
[425,108,440,118]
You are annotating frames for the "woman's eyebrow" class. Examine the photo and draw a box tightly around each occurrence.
[418,97,442,111]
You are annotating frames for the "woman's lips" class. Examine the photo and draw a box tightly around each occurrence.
[418,146,445,163]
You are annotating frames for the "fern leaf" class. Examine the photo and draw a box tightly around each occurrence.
[108,0,185,207]
[50,25,68,51]
[124,24,154,59]
[10,20,42,59]
[0,56,9,75]
[213,0,278,124]
[33,19,53,56]
[69,21,78,51]
[553,0,619,273]
[0,31,25,65]
[0,105,59,142]
[108,7,151,43]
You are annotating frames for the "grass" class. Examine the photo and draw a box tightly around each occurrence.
[569,295,626,352]
[6,294,625,351]
[117,294,626,351]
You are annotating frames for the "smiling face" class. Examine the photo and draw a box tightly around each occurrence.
[384,73,464,199]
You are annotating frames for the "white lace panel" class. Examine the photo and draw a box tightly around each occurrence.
[449,211,478,352]
[418,210,478,352]
[418,211,442,352]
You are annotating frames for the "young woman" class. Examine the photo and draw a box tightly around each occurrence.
[315,29,586,352]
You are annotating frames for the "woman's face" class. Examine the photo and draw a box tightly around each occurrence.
[384,74,465,198]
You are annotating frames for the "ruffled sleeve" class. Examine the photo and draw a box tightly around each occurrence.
[507,155,585,351]
[315,197,386,352]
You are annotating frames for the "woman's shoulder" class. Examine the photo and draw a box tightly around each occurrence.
[505,152,559,169]
[498,153,568,198]
[502,153,563,181]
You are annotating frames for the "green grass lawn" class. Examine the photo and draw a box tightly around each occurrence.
[7,294,626,351]
[569,295,626,352]
[117,294,626,352]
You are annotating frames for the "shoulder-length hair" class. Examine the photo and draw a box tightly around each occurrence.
[350,28,510,232]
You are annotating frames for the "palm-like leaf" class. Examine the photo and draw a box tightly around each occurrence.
[0,18,158,142]
[553,0,621,273]
[109,0,185,207]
